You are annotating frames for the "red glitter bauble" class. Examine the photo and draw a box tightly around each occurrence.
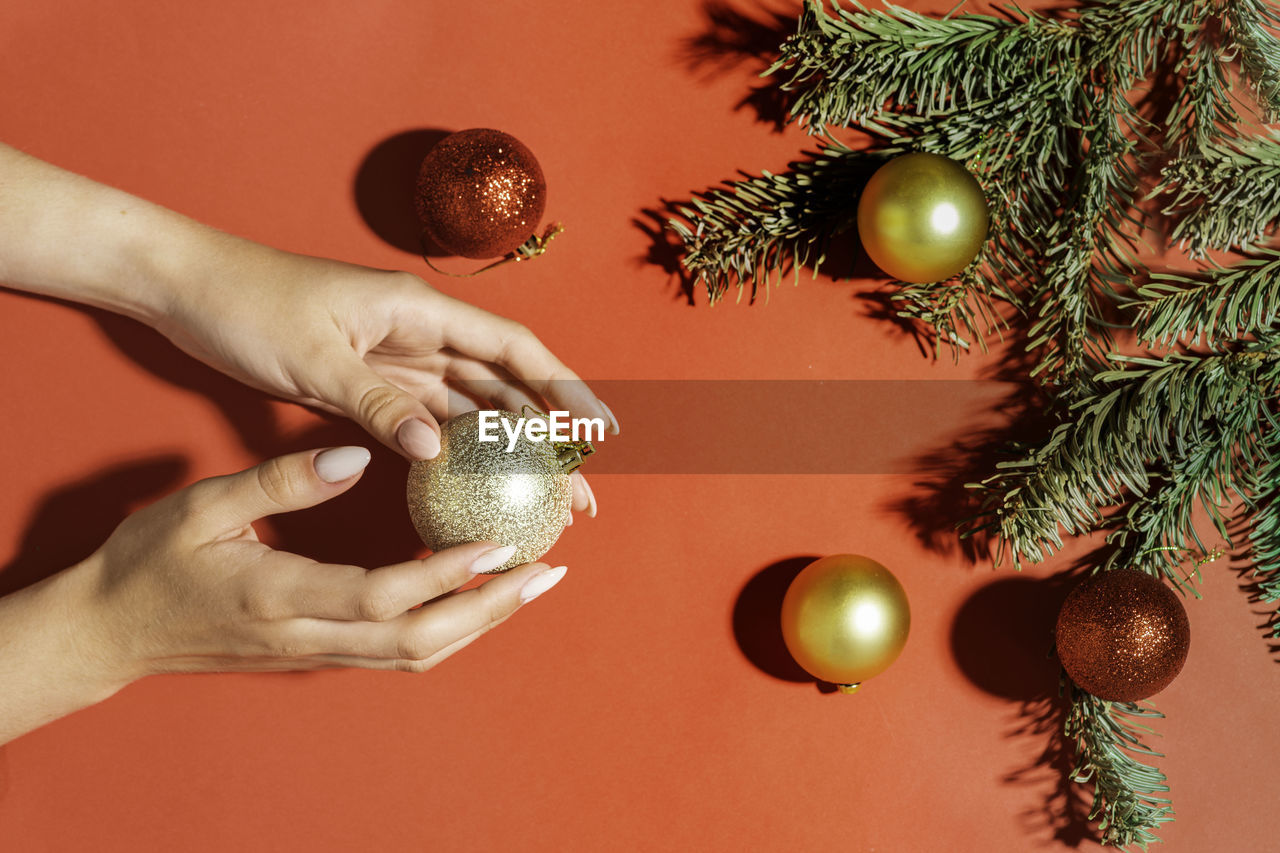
[414,128,547,259]
[1055,569,1191,702]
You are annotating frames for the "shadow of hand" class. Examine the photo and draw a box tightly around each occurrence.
[0,455,188,597]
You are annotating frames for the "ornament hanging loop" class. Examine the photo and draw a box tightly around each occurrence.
[421,222,564,279]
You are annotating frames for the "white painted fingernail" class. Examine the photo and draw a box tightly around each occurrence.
[471,544,518,574]
[520,566,566,603]
[582,478,597,518]
[397,419,441,460]
[314,446,372,483]
[599,400,619,435]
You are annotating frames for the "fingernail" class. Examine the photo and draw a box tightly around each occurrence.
[520,565,567,603]
[581,477,597,519]
[398,419,441,460]
[314,446,372,483]
[599,400,620,435]
[471,544,518,574]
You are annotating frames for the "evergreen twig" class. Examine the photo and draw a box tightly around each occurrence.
[665,1,1280,844]
[969,347,1280,571]
[1064,686,1173,850]
[1156,132,1280,256]
[667,141,875,305]
[1134,248,1280,347]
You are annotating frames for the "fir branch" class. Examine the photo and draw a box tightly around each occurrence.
[1226,0,1280,120]
[667,142,875,304]
[1133,248,1280,348]
[1065,685,1173,850]
[1077,0,1212,81]
[1156,131,1280,255]
[770,1,1079,233]
[769,1,1079,132]
[665,2,1280,845]
[970,348,1280,568]
[1028,92,1143,384]
[1163,25,1238,152]
[1246,449,1280,636]
[1098,444,1238,594]
[890,257,1010,355]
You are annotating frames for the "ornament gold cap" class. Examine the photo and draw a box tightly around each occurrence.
[837,683,862,695]
[557,441,595,473]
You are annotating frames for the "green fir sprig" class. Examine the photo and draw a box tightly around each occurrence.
[1064,686,1173,850]
[665,0,1280,845]
[667,140,873,304]
[1157,133,1280,256]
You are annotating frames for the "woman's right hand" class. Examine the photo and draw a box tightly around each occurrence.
[75,446,567,682]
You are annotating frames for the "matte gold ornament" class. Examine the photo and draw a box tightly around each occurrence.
[780,554,911,693]
[407,410,592,573]
[1055,569,1190,702]
[856,152,989,283]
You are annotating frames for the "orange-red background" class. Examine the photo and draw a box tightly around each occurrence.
[0,2,1274,851]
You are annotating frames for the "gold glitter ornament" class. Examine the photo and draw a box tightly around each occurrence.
[407,410,592,573]
[1055,569,1191,702]
[780,554,911,693]
[414,128,547,260]
[856,152,989,283]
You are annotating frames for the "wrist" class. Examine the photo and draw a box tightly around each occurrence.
[141,224,301,336]
[105,204,232,328]
[0,558,136,743]
[43,554,142,695]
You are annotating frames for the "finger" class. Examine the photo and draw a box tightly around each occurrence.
[317,351,444,460]
[364,349,546,420]
[350,370,475,426]
[443,387,480,420]
[306,608,518,672]
[421,385,480,425]
[433,297,617,433]
[185,447,371,534]
[267,541,519,622]
[442,356,547,414]
[298,562,566,660]
[570,471,597,517]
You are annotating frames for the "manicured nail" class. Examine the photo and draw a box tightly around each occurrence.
[581,477,597,518]
[520,565,567,603]
[599,400,620,435]
[398,419,441,460]
[471,545,518,574]
[314,446,372,483]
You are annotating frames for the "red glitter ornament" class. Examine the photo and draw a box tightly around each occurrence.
[1055,569,1191,702]
[414,128,547,259]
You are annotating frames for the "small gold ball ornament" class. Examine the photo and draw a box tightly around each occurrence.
[856,152,989,283]
[780,554,911,693]
[407,410,592,572]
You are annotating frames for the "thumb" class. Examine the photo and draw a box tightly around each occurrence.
[190,446,372,533]
[322,354,441,460]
